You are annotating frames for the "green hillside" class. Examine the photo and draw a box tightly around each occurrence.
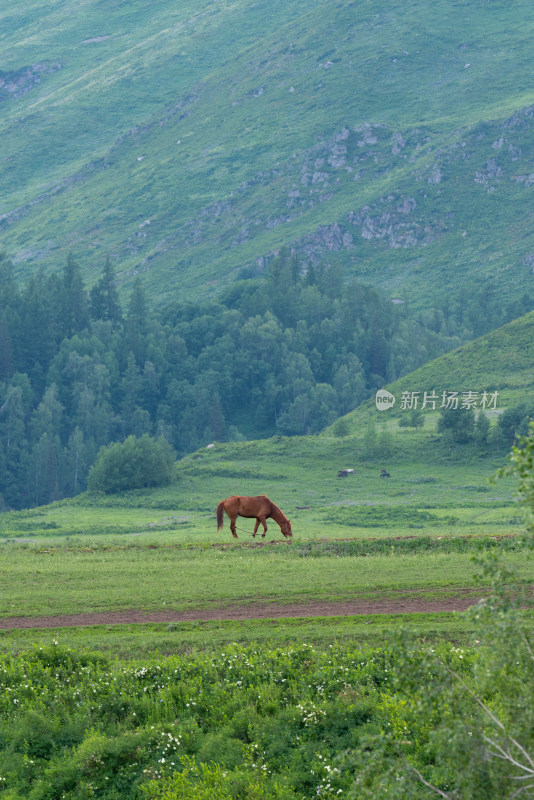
[339,308,534,428]
[1,0,534,307]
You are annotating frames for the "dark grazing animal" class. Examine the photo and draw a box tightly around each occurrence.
[216,495,292,539]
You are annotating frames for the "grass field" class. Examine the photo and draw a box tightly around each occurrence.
[0,427,520,543]
[1,541,530,618]
[1,325,532,657]
[0,612,489,660]
[0,419,530,660]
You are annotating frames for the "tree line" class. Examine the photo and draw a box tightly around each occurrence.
[0,250,531,509]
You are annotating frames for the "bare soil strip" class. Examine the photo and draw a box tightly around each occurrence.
[0,591,484,630]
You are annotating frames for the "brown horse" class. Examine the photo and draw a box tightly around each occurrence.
[216,495,292,539]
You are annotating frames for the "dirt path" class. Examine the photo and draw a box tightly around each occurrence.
[0,590,484,630]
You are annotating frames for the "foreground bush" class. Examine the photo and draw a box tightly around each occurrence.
[0,615,532,800]
[0,641,382,799]
[87,434,176,493]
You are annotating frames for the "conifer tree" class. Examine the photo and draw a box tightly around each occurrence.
[62,254,89,337]
[90,257,122,326]
[124,278,148,365]
[0,315,14,380]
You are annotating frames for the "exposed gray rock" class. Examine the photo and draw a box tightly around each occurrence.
[298,223,352,257]
[474,158,503,187]
[397,197,416,215]
[328,144,347,168]
[428,166,442,184]
[0,63,62,99]
[311,171,329,185]
[231,229,250,247]
[348,194,438,249]
[334,127,350,141]
[391,133,406,155]
[512,174,534,187]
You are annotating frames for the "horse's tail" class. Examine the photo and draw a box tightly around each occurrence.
[216,500,225,532]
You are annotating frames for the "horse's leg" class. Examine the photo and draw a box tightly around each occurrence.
[229,514,238,538]
[252,519,260,538]
[260,517,268,538]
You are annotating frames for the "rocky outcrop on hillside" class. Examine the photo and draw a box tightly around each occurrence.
[130,121,435,267]
[5,54,534,303]
[122,105,534,281]
[348,196,437,249]
[291,192,442,264]
[283,106,534,266]
[0,63,61,100]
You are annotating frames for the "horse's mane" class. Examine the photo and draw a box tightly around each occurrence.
[269,499,288,522]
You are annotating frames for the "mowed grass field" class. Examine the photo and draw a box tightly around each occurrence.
[0,427,531,657]
[2,542,529,620]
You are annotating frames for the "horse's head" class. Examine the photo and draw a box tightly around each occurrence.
[282,518,292,538]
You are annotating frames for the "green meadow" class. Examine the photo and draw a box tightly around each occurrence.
[0,422,529,654]
[2,309,532,657]
[0,426,520,543]
[1,540,530,619]
[0,431,531,798]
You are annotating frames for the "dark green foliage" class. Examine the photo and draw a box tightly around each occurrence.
[496,420,534,531]
[0,251,473,509]
[1,613,532,800]
[294,535,524,558]
[61,254,90,339]
[0,640,407,798]
[0,247,531,509]
[90,257,123,328]
[398,409,425,428]
[473,412,490,448]
[88,435,176,493]
[438,405,476,444]
[498,402,534,444]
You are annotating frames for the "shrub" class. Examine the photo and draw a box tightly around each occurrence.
[438,405,475,443]
[497,419,534,531]
[498,402,534,444]
[398,409,425,428]
[142,755,285,800]
[87,435,176,493]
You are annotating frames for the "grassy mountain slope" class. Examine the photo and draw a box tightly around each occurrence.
[1,0,534,307]
[346,307,534,423]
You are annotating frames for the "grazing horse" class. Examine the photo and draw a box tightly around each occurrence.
[216,495,292,539]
